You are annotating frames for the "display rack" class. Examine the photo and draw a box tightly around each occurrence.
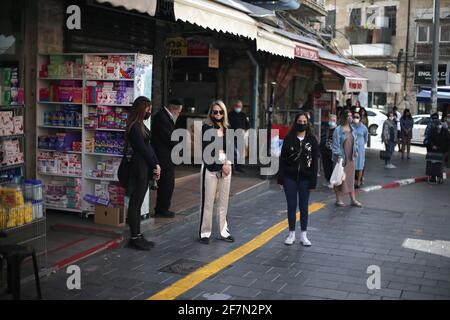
[36,53,153,216]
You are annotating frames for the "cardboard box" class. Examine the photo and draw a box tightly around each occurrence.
[94,205,126,227]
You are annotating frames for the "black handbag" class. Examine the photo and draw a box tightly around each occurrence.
[379,150,391,160]
[118,141,131,189]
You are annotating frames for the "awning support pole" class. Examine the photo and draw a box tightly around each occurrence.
[246,50,259,129]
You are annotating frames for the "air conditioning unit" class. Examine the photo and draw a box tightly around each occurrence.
[375,16,389,28]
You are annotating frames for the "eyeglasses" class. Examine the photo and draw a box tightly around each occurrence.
[212,110,224,115]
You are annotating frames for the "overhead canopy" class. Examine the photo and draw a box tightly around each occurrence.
[416,90,450,103]
[318,60,368,93]
[256,28,295,59]
[348,66,402,93]
[215,0,275,17]
[173,0,258,39]
[95,0,157,16]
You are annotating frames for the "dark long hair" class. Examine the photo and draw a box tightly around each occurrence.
[126,96,152,141]
[289,111,313,137]
[338,108,352,126]
[403,108,412,119]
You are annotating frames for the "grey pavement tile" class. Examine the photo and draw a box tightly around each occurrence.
[303,278,340,290]
[366,288,402,299]
[424,271,450,282]
[345,293,382,300]
[337,283,370,294]
[283,286,349,300]
[394,268,425,278]
[400,291,437,300]
[387,281,420,292]
[223,285,261,299]
[419,285,450,297]
[248,279,287,292]
[216,275,257,287]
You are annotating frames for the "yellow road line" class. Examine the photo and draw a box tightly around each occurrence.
[148,202,326,300]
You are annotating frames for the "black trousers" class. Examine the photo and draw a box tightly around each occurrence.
[320,148,334,182]
[155,167,175,213]
[128,176,149,238]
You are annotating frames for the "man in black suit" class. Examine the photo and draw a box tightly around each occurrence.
[151,99,183,218]
[228,100,250,173]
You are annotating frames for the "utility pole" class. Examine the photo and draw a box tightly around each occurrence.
[394,49,403,109]
[431,0,440,114]
[267,82,276,158]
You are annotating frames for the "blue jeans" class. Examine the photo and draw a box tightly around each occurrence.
[283,177,310,232]
[385,142,395,165]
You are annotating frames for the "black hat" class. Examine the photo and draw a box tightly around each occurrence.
[169,98,183,106]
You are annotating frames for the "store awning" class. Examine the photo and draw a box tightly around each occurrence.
[173,0,258,39]
[318,60,368,93]
[348,66,401,93]
[256,28,295,58]
[416,90,450,103]
[95,0,157,16]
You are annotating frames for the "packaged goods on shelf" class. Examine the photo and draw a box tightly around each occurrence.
[84,106,129,130]
[43,105,82,127]
[93,131,125,155]
[45,178,81,210]
[0,185,35,230]
[0,67,24,105]
[38,132,81,152]
[39,80,83,103]
[84,80,134,105]
[37,152,82,175]
[0,112,23,136]
[86,158,121,180]
[85,138,95,153]
[84,55,135,80]
[39,55,83,78]
[0,168,22,184]
[0,139,24,166]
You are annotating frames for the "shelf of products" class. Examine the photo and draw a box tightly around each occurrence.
[37,53,153,215]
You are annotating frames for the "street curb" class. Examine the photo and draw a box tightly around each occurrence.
[360,171,449,193]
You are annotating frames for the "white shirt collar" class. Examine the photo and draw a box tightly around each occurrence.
[164,107,175,122]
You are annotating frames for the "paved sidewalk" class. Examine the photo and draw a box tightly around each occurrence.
[5,150,450,300]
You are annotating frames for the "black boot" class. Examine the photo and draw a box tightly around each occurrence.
[128,237,151,251]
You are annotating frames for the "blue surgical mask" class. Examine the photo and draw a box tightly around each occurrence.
[235,108,241,113]
[328,121,337,128]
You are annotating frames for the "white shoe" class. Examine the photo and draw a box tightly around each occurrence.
[300,231,311,247]
[327,183,334,189]
[388,164,396,169]
[284,232,296,245]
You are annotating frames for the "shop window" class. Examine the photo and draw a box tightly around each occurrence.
[349,8,361,27]
[385,6,397,36]
[440,25,450,43]
[417,25,430,43]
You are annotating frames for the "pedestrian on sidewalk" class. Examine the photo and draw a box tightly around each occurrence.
[400,108,414,160]
[331,109,363,207]
[228,100,250,173]
[393,106,402,152]
[424,113,440,150]
[428,120,450,154]
[199,100,234,244]
[151,99,183,219]
[359,107,369,128]
[319,114,337,188]
[382,111,398,169]
[125,96,161,251]
[353,111,368,188]
[278,111,318,246]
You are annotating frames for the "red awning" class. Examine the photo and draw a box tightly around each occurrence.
[317,60,368,93]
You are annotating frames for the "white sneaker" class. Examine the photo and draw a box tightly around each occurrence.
[388,164,397,169]
[327,183,334,189]
[284,232,296,245]
[300,231,311,247]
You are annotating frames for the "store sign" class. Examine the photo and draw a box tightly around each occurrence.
[414,64,447,85]
[208,48,219,69]
[344,78,367,93]
[294,44,319,61]
[166,37,209,57]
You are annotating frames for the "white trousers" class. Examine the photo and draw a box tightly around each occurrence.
[199,165,232,239]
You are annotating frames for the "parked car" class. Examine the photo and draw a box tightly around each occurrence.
[411,114,430,145]
[365,108,387,136]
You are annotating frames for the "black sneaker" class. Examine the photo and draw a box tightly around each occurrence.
[217,235,235,243]
[199,237,210,244]
[154,210,175,218]
[138,234,155,247]
[127,238,151,251]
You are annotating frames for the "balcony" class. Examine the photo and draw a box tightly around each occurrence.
[344,27,393,57]
[289,0,327,18]
[415,43,450,60]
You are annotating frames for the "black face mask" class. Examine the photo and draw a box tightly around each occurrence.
[144,112,151,120]
[295,123,307,132]
[211,117,222,123]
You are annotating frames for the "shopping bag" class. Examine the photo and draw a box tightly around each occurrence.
[330,158,345,186]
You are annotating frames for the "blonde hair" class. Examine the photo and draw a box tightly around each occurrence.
[206,100,229,128]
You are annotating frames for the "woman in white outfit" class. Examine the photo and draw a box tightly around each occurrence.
[199,100,234,244]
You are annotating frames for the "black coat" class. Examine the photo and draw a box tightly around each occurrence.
[277,132,319,189]
[202,122,229,172]
[429,128,450,154]
[151,108,176,170]
[126,122,159,195]
[228,111,250,131]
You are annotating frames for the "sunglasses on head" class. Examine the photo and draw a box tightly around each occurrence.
[212,110,224,115]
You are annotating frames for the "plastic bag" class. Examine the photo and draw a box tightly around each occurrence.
[330,158,346,186]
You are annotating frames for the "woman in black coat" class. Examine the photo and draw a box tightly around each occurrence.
[278,111,319,247]
[125,96,161,250]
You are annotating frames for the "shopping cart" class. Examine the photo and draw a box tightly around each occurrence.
[426,152,444,184]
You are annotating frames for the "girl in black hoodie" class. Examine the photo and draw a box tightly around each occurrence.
[278,112,319,246]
